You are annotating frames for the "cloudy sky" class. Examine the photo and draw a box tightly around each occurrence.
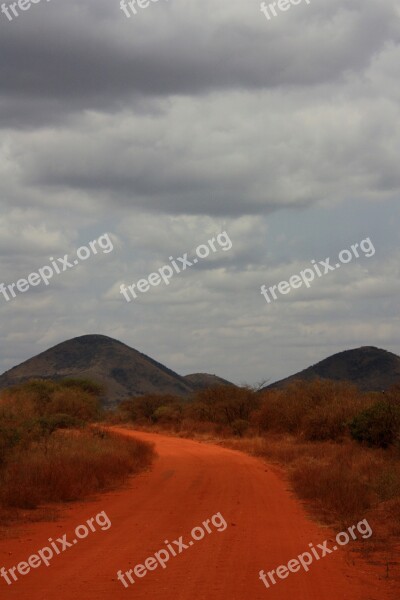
[1,0,399,386]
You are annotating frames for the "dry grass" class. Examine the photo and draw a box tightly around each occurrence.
[0,429,154,509]
[222,434,400,532]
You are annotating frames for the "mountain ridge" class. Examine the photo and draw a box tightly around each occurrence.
[1,338,400,405]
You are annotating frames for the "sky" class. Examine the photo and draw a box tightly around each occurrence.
[0,0,399,386]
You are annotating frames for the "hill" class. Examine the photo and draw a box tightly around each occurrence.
[0,335,195,406]
[183,373,234,390]
[267,346,400,392]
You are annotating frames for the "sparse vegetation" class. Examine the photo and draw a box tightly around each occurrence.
[0,379,154,515]
[1,429,153,509]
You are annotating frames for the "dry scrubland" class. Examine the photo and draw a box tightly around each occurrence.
[110,381,400,536]
[2,375,400,561]
[0,380,154,523]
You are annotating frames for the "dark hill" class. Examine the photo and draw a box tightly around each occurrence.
[267,346,400,392]
[183,373,234,390]
[0,335,194,406]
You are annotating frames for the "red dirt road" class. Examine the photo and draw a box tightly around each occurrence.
[0,429,392,600]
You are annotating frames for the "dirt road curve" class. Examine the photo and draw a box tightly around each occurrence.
[0,429,390,600]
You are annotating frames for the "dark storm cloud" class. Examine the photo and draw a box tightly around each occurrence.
[0,0,398,125]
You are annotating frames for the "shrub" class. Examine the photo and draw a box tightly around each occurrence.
[0,430,154,509]
[0,378,102,422]
[192,386,259,425]
[37,414,84,435]
[255,389,307,433]
[349,399,400,448]
[119,394,181,423]
[4,380,57,417]
[302,395,367,441]
[0,426,21,467]
[57,378,104,397]
[153,404,183,425]
[256,380,366,438]
[231,419,249,437]
[46,388,101,422]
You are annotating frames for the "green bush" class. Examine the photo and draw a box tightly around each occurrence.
[350,399,400,448]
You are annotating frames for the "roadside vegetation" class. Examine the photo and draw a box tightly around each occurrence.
[109,380,400,534]
[0,379,154,521]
